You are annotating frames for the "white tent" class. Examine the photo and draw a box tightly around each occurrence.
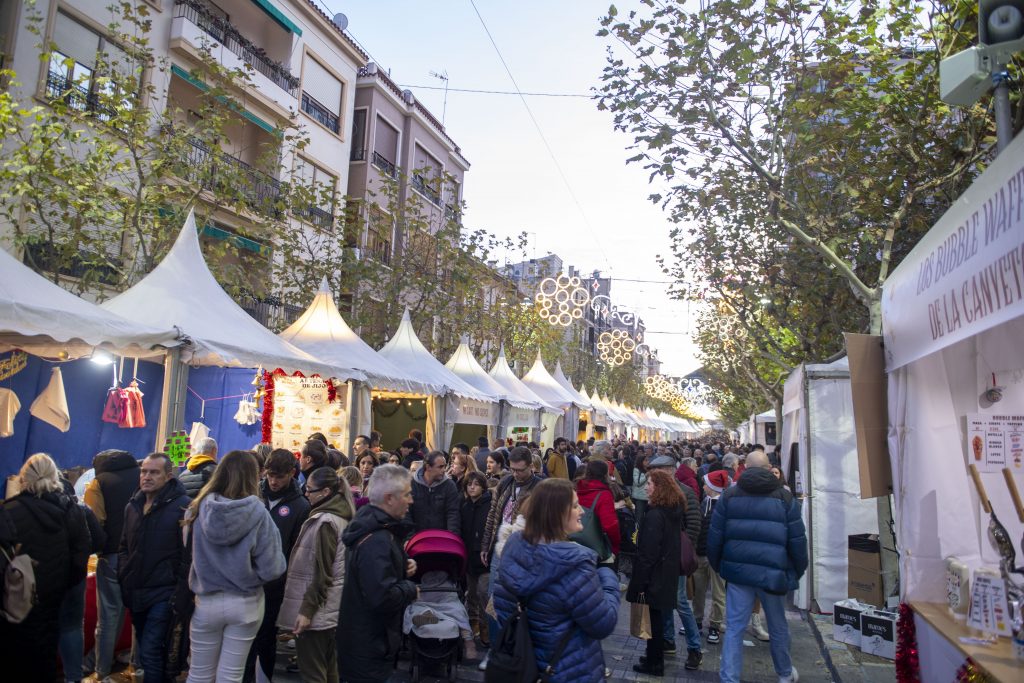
[552,361,592,410]
[0,245,181,358]
[447,342,545,440]
[377,310,495,450]
[278,280,428,394]
[103,212,334,376]
[488,347,557,440]
[522,353,577,442]
[880,135,1024,681]
[780,356,878,613]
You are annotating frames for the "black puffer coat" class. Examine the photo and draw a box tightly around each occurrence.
[118,478,191,612]
[336,504,418,683]
[93,450,139,554]
[407,469,461,535]
[626,503,682,611]
[460,489,492,575]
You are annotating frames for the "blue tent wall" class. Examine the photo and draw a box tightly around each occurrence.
[182,366,263,454]
[0,352,165,480]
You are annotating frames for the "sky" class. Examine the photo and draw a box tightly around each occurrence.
[322,0,703,376]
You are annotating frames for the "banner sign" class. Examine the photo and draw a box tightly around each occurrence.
[882,134,1024,370]
[448,397,495,426]
[271,376,347,450]
[506,405,540,429]
[966,413,1024,472]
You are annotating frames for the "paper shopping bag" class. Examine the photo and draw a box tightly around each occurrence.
[629,601,652,639]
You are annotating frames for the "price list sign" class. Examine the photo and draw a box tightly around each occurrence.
[966,413,1024,473]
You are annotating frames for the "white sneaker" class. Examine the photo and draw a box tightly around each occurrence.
[779,665,799,683]
[478,652,489,671]
[750,612,770,641]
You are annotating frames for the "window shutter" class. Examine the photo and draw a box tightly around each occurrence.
[302,57,342,114]
[99,40,135,79]
[53,11,101,68]
[374,117,399,161]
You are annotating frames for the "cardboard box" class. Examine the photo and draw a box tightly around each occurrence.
[859,608,897,659]
[833,599,869,645]
[848,534,884,605]
[845,333,892,498]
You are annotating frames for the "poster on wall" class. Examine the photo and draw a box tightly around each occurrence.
[966,413,1024,472]
[270,376,347,450]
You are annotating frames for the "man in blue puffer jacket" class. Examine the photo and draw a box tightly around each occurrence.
[707,450,807,683]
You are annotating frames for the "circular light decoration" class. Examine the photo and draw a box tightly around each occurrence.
[677,377,713,406]
[598,329,637,366]
[535,276,590,326]
[715,314,747,341]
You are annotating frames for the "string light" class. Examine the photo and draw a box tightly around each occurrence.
[535,275,590,326]
[598,329,637,366]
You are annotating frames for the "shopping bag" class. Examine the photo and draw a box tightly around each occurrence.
[629,601,652,639]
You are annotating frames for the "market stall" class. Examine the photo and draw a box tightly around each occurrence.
[780,357,879,613]
[552,361,593,441]
[0,246,181,477]
[376,311,493,452]
[521,353,579,444]
[880,134,1024,681]
[102,212,339,455]
[488,347,558,443]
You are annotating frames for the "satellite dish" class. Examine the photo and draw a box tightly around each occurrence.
[332,12,349,30]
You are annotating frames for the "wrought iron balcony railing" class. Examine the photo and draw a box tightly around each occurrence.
[372,151,398,179]
[301,92,340,133]
[180,134,282,211]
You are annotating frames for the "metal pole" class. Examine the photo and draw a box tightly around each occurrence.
[992,68,1014,154]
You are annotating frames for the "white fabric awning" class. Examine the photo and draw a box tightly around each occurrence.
[445,341,535,407]
[488,347,559,413]
[0,244,181,358]
[552,361,592,410]
[521,353,576,410]
[102,211,335,376]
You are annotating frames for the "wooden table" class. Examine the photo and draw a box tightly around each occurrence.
[911,601,1019,683]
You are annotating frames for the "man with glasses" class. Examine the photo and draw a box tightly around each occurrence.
[406,450,461,535]
[479,447,540,569]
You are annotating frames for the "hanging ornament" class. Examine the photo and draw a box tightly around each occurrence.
[598,329,637,366]
[535,275,590,326]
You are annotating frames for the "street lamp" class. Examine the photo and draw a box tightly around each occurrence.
[940,0,1024,154]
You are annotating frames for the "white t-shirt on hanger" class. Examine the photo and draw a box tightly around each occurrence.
[0,387,20,437]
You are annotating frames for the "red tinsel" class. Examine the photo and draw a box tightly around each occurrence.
[260,368,285,444]
[895,603,921,683]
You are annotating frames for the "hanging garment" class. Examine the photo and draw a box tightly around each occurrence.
[189,421,210,445]
[30,367,71,432]
[119,380,146,429]
[233,396,259,426]
[0,387,21,437]
[102,387,127,424]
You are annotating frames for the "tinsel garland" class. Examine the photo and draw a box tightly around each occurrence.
[260,369,338,444]
[895,603,921,683]
[955,657,992,682]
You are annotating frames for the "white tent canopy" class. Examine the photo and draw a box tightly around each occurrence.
[103,212,334,376]
[279,280,432,393]
[521,353,576,410]
[552,361,592,410]
[377,310,490,402]
[0,245,181,357]
[488,347,557,412]
[445,341,531,407]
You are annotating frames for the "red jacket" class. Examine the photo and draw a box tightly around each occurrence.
[575,479,621,555]
[675,463,701,499]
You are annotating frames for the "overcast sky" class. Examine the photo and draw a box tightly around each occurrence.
[325,0,703,376]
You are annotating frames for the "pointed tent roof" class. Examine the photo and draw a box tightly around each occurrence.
[521,352,576,410]
[445,341,533,407]
[582,384,609,421]
[552,361,592,410]
[0,246,181,357]
[102,211,334,376]
[488,347,558,413]
[279,280,441,392]
[600,395,630,425]
[377,310,491,401]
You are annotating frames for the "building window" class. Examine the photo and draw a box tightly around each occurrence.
[294,157,336,229]
[372,116,399,178]
[412,144,441,206]
[350,108,367,161]
[47,10,137,116]
[367,206,392,265]
[301,56,342,133]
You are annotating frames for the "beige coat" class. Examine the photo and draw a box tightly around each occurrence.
[277,496,348,631]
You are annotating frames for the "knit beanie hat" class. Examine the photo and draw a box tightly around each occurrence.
[703,469,731,494]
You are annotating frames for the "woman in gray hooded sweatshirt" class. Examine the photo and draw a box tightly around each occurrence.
[185,450,286,683]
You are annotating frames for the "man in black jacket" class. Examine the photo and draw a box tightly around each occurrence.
[337,465,418,683]
[406,450,461,535]
[83,449,139,681]
[480,447,540,568]
[244,449,311,683]
[118,453,190,683]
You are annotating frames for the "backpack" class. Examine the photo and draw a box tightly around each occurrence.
[0,543,36,623]
[485,597,573,683]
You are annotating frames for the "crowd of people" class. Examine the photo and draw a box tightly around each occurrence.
[0,431,806,683]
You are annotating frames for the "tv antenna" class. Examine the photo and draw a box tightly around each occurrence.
[428,70,449,125]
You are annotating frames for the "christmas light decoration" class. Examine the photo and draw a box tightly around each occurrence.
[535,275,589,326]
[598,329,637,366]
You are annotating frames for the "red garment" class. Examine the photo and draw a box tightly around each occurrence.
[102,388,127,424]
[675,463,701,499]
[119,381,146,429]
[575,478,621,555]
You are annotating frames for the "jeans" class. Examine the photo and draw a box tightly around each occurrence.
[132,599,174,683]
[95,554,127,677]
[669,576,702,651]
[59,577,87,682]
[719,583,792,683]
[187,591,265,683]
[692,556,726,629]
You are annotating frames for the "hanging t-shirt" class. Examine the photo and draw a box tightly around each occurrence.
[120,381,145,429]
[30,367,70,432]
[0,388,21,437]
[189,421,210,445]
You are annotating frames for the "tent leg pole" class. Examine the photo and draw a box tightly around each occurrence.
[154,348,185,450]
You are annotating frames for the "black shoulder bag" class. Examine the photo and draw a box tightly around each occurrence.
[485,596,574,683]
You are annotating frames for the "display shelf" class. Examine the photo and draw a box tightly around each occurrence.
[910,601,1018,682]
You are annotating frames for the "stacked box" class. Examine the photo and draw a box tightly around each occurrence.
[859,608,898,660]
[833,599,870,645]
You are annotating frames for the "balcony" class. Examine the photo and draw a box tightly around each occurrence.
[237,290,303,330]
[350,147,366,162]
[367,232,392,265]
[297,205,334,230]
[300,92,339,133]
[171,0,298,100]
[372,151,397,179]
[411,173,442,207]
[45,69,116,119]
[180,134,282,212]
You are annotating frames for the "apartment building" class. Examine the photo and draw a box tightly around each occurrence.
[346,61,470,268]
[0,0,367,326]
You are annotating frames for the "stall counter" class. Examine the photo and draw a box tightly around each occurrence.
[911,601,1018,682]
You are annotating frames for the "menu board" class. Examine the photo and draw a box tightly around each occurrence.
[966,413,1024,472]
[966,570,1012,636]
[271,376,347,451]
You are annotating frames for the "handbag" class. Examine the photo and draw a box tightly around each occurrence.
[485,597,573,683]
[679,517,698,577]
[629,600,652,639]
[569,492,613,561]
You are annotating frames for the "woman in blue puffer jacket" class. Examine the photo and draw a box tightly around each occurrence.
[494,478,621,683]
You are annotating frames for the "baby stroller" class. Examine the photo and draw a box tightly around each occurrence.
[403,530,468,682]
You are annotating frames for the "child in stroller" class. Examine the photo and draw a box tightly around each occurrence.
[402,530,470,682]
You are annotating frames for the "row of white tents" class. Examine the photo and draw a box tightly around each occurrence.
[1,211,700,465]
